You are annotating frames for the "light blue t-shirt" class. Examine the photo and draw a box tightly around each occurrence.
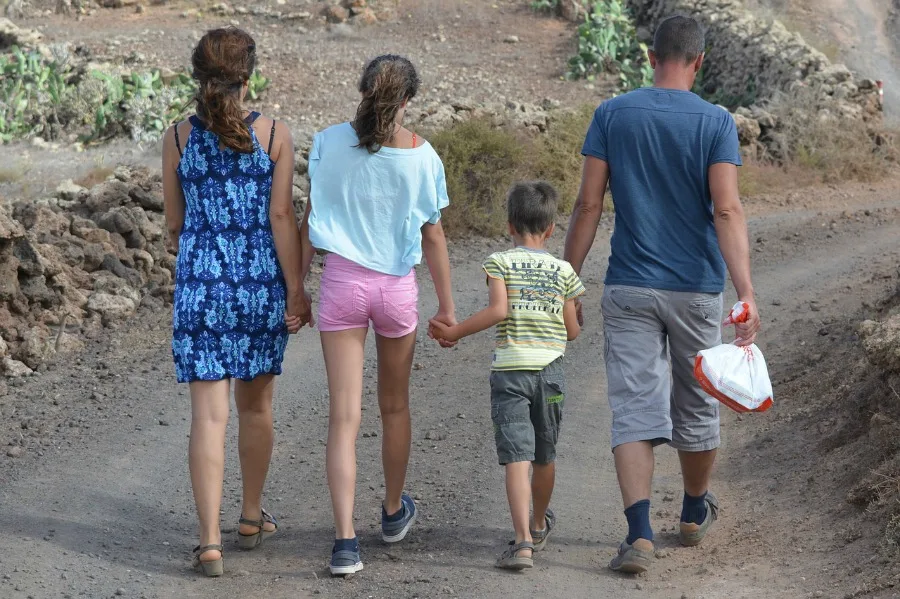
[307,122,450,276]
[582,88,742,293]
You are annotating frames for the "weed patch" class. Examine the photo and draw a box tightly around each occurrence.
[428,106,596,237]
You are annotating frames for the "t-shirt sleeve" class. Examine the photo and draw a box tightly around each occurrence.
[425,155,451,225]
[307,132,321,180]
[709,114,742,167]
[483,254,505,281]
[581,104,608,161]
[564,266,586,301]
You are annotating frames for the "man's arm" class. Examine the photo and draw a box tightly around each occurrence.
[709,162,761,345]
[563,156,610,275]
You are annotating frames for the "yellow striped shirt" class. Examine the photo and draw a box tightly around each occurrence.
[484,248,585,371]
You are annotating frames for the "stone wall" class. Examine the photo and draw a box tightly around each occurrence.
[625,0,883,122]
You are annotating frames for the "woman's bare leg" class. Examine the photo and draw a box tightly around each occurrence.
[234,375,277,535]
[189,379,231,562]
[322,328,368,539]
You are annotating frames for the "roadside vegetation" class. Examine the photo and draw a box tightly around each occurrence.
[0,44,269,144]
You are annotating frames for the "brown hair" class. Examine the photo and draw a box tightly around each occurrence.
[353,55,421,153]
[507,181,558,235]
[191,27,257,153]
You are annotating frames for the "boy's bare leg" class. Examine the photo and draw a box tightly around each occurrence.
[531,462,555,531]
[506,461,533,557]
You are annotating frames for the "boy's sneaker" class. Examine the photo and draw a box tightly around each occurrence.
[531,508,556,552]
[608,538,654,574]
[679,491,719,547]
[329,540,363,576]
[382,494,417,543]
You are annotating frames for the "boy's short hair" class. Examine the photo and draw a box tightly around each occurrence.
[507,181,558,235]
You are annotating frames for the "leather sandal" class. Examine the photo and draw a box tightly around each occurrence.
[238,508,278,550]
[495,540,534,570]
[192,544,224,577]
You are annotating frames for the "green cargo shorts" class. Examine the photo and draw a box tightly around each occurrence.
[489,357,565,466]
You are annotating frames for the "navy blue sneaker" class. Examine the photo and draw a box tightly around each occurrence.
[381,494,417,543]
[329,539,363,576]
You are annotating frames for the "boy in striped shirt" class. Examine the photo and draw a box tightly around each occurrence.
[429,181,584,570]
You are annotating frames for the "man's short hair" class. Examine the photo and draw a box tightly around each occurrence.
[507,181,558,235]
[653,15,705,64]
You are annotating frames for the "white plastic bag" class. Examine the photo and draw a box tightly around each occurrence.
[692,302,773,413]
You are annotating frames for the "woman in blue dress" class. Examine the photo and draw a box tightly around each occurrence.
[161,27,311,577]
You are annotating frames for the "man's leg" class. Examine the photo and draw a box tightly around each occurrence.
[601,286,671,572]
[667,291,724,542]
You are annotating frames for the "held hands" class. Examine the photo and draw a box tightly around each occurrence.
[727,296,761,347]
[428,310,458,348]
[284,288,314,334]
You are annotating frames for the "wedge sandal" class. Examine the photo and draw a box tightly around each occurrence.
[238,508,278,550]
[192,544,224,577]
[495,540,534,570]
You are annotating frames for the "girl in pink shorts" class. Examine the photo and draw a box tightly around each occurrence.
[299,55,456,575]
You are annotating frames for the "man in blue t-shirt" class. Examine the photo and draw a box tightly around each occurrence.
[563,15,762,574]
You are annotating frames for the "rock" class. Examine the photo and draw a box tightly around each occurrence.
[351,7,377,25]
[0,18,44,50]
[732,113,761,145]
[85,179,134,214]
[97,207,146,249]
[56,179,86,202]
[6,446,23,458]
[2,358,33,377]
[0,206,25,240]
[557,0,586,22]
[100,254,143,288]
[129,187,163,212]
[87,293,136,324]
[0,255,20,303]
[16,326,49,369]
[503,35,520,44]
[19,275,55,306]
[860,314,900,373]
[323,4,349,23]
[13,238,45,276]
[0,335,6,358]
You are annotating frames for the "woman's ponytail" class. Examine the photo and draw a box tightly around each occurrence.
[191,27,257,153]
[353,55,421,154]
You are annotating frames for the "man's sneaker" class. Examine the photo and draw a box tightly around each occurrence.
[531,508,556,552]
[329,542,363,576]
[382,494,417,543]
[679,491,719,547]
[608,539,654,574]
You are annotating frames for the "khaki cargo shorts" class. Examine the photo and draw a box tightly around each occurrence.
[601,285,723,452]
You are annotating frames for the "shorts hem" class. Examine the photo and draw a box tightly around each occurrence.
[532,454,556,466]
[670,438,720,452]
[498,453,535,466]
[318,324,371,334]
[373,324,418,339]
[611,431,672,450]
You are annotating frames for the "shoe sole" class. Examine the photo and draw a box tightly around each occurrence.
[382,510,417,544]
[610,559,650,575]
[330,562,364,576]
[495,559,534,570]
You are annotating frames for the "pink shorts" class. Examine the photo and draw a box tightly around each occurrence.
[317,254,419,338]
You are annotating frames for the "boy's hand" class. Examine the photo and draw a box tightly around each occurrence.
[429,310,458,348]
[428,318,460,343]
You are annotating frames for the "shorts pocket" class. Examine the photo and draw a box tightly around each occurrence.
[320,281,358,321]
[605,287,655,314]
[381,282,418,325]
[688,294,722,324]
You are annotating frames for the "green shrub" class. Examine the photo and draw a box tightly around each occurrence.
[0,46,270,144]
[566,0,652,92]
[428,106,597,237]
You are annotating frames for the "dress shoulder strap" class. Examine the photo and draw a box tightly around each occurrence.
[173,122,183,157]
[268,119,276,156]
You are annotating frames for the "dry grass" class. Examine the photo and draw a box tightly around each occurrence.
[75,166,115,189]
[428,105,596,237]
[0,166,24,184]
[766,85,897,184]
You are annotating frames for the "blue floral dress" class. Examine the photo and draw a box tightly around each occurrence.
[171,112,288,383]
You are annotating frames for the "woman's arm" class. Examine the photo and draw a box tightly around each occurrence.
[429,277,506,343]
[162,125,185,252]
[268,121,310,330]
[421,221,455,322]
[299,199,314,282]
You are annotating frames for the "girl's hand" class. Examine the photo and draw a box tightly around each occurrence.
[428,310,458,348]
[428,318,460,344]
[285,288,313,333]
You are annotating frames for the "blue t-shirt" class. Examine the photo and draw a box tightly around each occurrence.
[581,87,742,293]
[308,122,450,276]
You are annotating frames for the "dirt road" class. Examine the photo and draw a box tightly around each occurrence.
[1,181,898,599]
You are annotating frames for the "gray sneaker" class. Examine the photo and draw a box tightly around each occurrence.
[531,508,556,552]
[679,491,719,547]
[608,539,654,574]
[382,494,417,543]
